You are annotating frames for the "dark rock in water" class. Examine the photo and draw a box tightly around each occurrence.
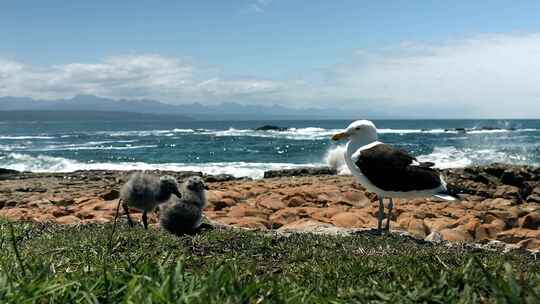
[455,128,467,133]
[264,167,337,178]
[500,170,525,187]
[473,173,500,185]
[0,168,19,175]
[204,174,239,182]
[255,125,288,131]
[484,164,507,178]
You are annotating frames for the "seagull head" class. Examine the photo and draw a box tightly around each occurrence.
[160,175,182,198]
[185,175,209,192]
[331,120,378,143]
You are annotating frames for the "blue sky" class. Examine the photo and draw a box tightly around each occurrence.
[2,0,540,117]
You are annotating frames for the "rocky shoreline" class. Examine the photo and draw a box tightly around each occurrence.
[0,163,539,251]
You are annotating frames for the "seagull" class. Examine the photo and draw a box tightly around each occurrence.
[331,120,458,233]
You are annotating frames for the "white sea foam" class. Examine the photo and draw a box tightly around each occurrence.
[0,153,321,179]
[416,147,510,168]
[324,145,350,175]
[0,136,55,140]
[37,127,537,141]
[323,144,530,174]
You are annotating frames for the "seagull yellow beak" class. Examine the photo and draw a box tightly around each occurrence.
[331,131,348,141]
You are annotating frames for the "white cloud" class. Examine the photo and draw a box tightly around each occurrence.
[1,33,540,117]
[311,33,540,117]
[0,54,282,103]
[243,0,272,13]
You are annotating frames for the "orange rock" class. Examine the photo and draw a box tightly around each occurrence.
[439,228,473,242]
[397,215,428,238]
[217,216,268,230]
[227,204,268,219]
[311,207,343,223]
[341,191,371,208]
[497,228,540,243]
[31,213,56,222]
[0,208,30,220]
[486,210,519,228]
[285,196,306,207]
[518,212,540,229]
[408,218,428,238]
[456,217,481,235]
[207,190,238,210]
[424,217,456,232]
[51,208,71,217]
[330,212,370,228]
[269,208,301,227]
[517,238,540,251]
[55,215,81,224]
[257,197,286,210]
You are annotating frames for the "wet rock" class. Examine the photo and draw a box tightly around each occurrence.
[0,168,19,175]
[255,125,288,131]
[500,170,525,187]
[204,174,238,182]
[264,167,337,178]
[494,185,520,200]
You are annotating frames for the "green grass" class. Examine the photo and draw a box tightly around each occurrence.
[1,220,539,303]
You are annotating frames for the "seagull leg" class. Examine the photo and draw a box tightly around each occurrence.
[122,201,134,228]
[386,198,394,232]
[377,197,384,234]
[142,211,148,230]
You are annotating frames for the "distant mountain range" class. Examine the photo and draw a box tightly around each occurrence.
[0,95,354,120]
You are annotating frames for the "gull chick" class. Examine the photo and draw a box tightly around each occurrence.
[119,172,182,229]
[159,176,208,235]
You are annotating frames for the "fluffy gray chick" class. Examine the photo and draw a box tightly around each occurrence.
[119,172,182,229]
[159,175,208,235]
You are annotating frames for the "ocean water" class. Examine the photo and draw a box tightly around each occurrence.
[0,119,539,179]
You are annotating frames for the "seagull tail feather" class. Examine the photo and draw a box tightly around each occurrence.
[433,184,468,201]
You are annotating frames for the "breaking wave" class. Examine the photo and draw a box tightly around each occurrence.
[324,145,538,174]
[0,153,320,179]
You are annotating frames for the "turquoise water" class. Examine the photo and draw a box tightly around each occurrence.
[1,119,539,178]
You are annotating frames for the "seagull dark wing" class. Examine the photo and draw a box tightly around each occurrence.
[354,144,441,192]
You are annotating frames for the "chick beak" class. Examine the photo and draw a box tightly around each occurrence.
[173,188,182,198]
[331,131,349,141]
